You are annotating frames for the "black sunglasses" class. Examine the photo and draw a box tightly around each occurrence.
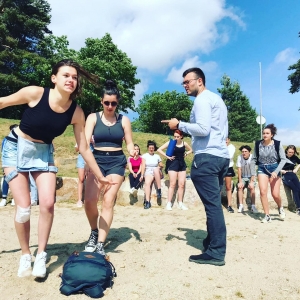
[103,101,118,107]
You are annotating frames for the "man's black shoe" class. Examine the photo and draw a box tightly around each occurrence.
[189,253,225,266]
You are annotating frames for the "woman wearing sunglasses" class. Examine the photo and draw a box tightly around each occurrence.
[250,123,287,223]
[84,79,134,256]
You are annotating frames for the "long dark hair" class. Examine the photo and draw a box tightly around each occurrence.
[285,145,299,156]
[51,59,99,100]
[101,79,121,101]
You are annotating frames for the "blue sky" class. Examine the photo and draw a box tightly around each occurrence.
[48,0,300,145]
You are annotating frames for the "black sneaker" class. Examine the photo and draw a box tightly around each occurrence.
[144,201,151,209]
[84,229,98,252]
[227,206,234,213]
[95,242,106,256]
[297,208,300,216]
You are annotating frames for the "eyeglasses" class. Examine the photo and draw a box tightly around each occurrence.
[103,101,118,107]
[181,78,199,86]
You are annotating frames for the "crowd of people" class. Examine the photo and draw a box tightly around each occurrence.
[0,61,299,279]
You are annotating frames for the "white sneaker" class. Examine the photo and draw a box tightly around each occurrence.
[238,205,244,213]
[178,202,188,210]
[251,206,259,213]
[261,215,272,223]
[279,207,286,219]
[11,199,15,206]
[0,199,7,207]
[17,254,32,277]
[166,202,172,211]
[76,200,83,208]
[32,251,47,278]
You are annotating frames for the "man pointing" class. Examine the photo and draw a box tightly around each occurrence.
[162,67,229,266]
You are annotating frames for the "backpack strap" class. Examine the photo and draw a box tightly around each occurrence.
[273,139,280,162]
[255,140,262,165]
[83,283,104,298]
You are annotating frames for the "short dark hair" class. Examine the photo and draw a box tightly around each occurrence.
[182,67,206,86]
[239,145,252,152]
[147,140,158,151]
[264,123,277,136]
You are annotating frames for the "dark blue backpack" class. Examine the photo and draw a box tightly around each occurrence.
[59,251,117,298]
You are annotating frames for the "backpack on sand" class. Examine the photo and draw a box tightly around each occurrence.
[59,251,117,298]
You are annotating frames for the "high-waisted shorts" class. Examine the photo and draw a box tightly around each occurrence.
[1,130,57,183]
[165,159,187,173]
[93,149,127,177]
[257,163,281,178]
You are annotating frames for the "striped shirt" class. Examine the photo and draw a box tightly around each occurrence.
[237,154,252,178]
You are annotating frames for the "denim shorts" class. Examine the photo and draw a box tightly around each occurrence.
[165,159,186,173]
[93,149,126,177]
[76,154,85,169]
[257,163,281,178]
[1,130,57,183]
[225,166,235,177]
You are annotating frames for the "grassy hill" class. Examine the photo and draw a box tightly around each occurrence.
[0,118,294,181]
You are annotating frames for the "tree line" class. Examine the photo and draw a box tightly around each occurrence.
[1,1,299,142]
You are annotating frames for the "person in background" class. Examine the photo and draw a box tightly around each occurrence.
[157,129,192,211]
[281,145,300,216]
[0,124,18,207]
[250,123,287,223]
[225,136,235,213]
[0,59,115,278]
[236,145,258,213]
[142,140,163,209]
[84,80,134,256]
[128,144,144,197]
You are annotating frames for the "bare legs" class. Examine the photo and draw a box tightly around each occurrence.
[258,174,282,215]
[84,173,124,242]
[77,168,85,206]
[5,168,56,255]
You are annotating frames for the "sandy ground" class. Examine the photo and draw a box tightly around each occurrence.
[0,201,300,300]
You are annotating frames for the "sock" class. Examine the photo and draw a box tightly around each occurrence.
[239,204,243,207]
[91,228,99,236]
[251,204,256,208]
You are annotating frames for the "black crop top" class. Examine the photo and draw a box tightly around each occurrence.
[19,88,77,144]
[282,155,300,171]
[93,112,124,148]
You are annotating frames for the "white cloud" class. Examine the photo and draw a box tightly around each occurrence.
[277,127,300,147]
[48,0,244,72]
[274,48,299,65]
[166,56,218,83]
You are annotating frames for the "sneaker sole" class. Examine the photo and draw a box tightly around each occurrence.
[84,246,96,252]
[32,270,46,278]
[189,258,225,266]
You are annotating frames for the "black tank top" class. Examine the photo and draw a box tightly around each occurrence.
[173,144,186,160]
[19,88,77,144]
[93,112,124,148]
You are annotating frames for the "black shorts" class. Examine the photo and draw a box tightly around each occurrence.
[93,149,127,176]
[225,166,235,177]
[165,159,187,173]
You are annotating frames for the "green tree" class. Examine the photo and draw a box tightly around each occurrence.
[0,0,52,119]
[77,34,140,116]
[288,32,300,94]
[135,91,193,134]
[217,74,260,142]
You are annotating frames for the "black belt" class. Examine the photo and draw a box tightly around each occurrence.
[5,129,18,144]
[93,149,124,156]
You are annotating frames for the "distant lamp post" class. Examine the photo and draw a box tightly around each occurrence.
[256,115,266,139]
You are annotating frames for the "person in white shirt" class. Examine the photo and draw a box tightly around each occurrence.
[225,137,236,213]
[142,140,163,209]
[236,145,258,213]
